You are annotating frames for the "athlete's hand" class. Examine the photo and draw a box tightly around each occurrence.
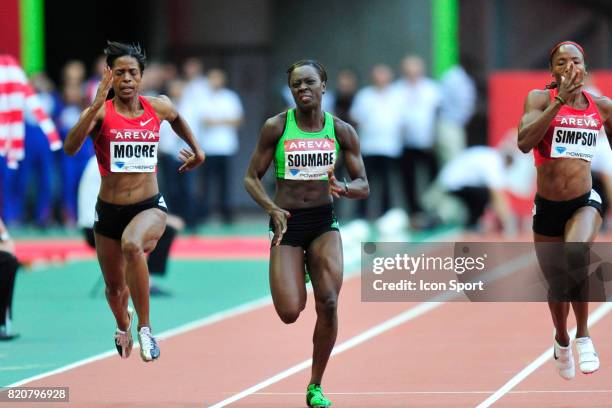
[92,66,113,109]
[558,62,584,101]
[177,148,205,173]
[328,170,347,198]
[269,208,291,246]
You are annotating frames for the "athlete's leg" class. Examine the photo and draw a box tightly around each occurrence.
[306,230,343,385]
[534,233,570,345]
[564,206,602,338]
[95,233,130,330]
[269,245,307,324]
[121,208,167,329]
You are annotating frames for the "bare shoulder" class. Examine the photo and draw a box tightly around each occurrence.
[525,89,550,110]
[143,94,172,110]
[591,94,612,118]
[333,116,358,147]
[261,111,287,139]
[143,95,174,120]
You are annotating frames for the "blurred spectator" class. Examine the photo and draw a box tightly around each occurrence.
[0,217,18,340]
[85,55,107,104]
[62,60,86,88]
[0,57,61,226]
[140,62,165,96]
[158,79,199,227]
[436,55,476,164]
[198,68,244,224]
[57,82,92,225]
[429,145,515,234]
[393,55,441,223]
[349,64,402,219]
[78,156,184,296]
[334,69,358,126]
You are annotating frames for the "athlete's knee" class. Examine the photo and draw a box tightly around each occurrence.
[277,307,301,324]
[121,238,144,261]
[315,295,338,321]
[105,282,127,300]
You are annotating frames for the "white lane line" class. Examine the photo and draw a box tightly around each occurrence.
[6,237,370,388]
[476,301,612,408]
[250,389,612,395]
[208,301,444,408]
[207,250,535,408]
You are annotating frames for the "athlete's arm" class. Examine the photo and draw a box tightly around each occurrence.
[64,66,111,156]
[244,115,290,246]
[149,95,205,172]
[333,118,369,199]
[518,66,583,153]
[244,115,286,214]
[593,95,612,147]
[517,90,558,153]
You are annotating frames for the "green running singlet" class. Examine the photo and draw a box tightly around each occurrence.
[274,109,339,180]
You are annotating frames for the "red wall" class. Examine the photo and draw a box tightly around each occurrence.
[0,0,20,59]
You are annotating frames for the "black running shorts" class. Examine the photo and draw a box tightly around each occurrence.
[269,204,339,250]
[532,189,604,237]
[94,193,168,240]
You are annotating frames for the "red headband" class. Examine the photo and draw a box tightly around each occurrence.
[549,41,585,63]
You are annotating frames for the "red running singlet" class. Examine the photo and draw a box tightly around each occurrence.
[534,88,602,166]
[94,96,161,176]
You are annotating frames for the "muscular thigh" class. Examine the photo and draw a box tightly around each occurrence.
[307,231,343,300]
[122,208,167,252]
[565,206,602,243]
[269,245,307,310]
[95,233,126,286]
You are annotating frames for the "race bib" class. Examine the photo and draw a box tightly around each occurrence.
[550,127,597,161]
[284,138,336,180]
[110,141,158,173]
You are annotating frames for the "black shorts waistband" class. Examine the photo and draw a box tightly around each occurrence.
[534,191,591,207]
[96,193,162,211]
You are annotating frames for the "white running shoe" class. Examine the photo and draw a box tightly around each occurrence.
[575,337,600,374]
[114,306,134,359]
[138,326,160,362]
[554,337,575,380]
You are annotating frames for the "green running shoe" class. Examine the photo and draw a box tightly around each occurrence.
[306,384,332,407]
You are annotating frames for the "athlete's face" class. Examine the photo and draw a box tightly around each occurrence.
[112,56,142,99]
[550,45,586,86]
[289,65,326,110]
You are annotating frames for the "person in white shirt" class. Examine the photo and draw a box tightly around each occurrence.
[158,79,199,227]
[437,146,514,232]
[437,56,477,164]
[349,64,403,219]
[198,68,244,224]
[393,55,442,219]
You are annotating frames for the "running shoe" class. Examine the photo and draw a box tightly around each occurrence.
[306,384,332,407]
[138,326,160,362]
[575,337,599,374]
[114,306,134,359]
[553,336,575,380]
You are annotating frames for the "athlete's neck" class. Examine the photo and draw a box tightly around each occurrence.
[114,96,142,116]
[565,89,588,109]
[294,108,324,132]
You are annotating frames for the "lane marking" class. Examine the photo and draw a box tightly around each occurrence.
[207,252,543,408]
[250,389,612,395]
[208,302,444,408]
[476,301,612,408]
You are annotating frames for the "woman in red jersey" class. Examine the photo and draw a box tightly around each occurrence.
[64,41,204,362]
[518,41,612,380]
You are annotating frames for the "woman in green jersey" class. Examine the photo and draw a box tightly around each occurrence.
[245,60,369,407]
